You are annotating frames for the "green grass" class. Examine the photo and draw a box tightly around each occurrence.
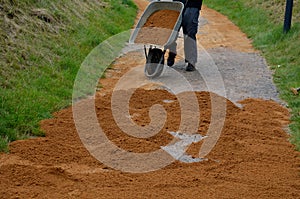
[204,0,300,150]
[0,0,137,152]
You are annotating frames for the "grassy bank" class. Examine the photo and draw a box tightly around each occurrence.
[205,0,300,149]
[0,0,137,151]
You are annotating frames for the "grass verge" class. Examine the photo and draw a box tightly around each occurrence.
[0,0,137,152]
[204,0,300,150]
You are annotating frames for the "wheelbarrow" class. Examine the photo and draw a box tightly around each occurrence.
[129,0,184,78]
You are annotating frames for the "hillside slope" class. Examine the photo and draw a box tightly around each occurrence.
[0,0,137,151]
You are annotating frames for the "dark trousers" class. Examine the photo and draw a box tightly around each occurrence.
[168,7,200,65]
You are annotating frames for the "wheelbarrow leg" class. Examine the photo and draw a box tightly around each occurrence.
[144,45,153,60]
[144,45,148,60]
[144,46,165,78]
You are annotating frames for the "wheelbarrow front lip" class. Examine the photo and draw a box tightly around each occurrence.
[129,1,184,48]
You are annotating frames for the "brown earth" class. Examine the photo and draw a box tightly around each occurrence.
[0,0,299,198]
[135,10,180,45]
[142,10,179,29]
[199,6,256,52]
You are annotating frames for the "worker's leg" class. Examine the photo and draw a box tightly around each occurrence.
[167,32,179,66]
[182,7,199,69]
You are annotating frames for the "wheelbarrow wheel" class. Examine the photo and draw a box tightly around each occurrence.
[145,48,164,78]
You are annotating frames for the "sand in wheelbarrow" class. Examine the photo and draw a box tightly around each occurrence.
[135,10,180,46]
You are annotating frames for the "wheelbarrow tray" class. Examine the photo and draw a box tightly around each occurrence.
[129,1,184,47]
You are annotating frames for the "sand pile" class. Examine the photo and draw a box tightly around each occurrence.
[135,10,180,45]
[0,86,299,198]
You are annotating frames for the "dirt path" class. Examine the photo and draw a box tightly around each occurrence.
[0,0,299,198]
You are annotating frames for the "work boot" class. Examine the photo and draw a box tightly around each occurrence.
[167,52,176,67]
[186,63,196,71]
